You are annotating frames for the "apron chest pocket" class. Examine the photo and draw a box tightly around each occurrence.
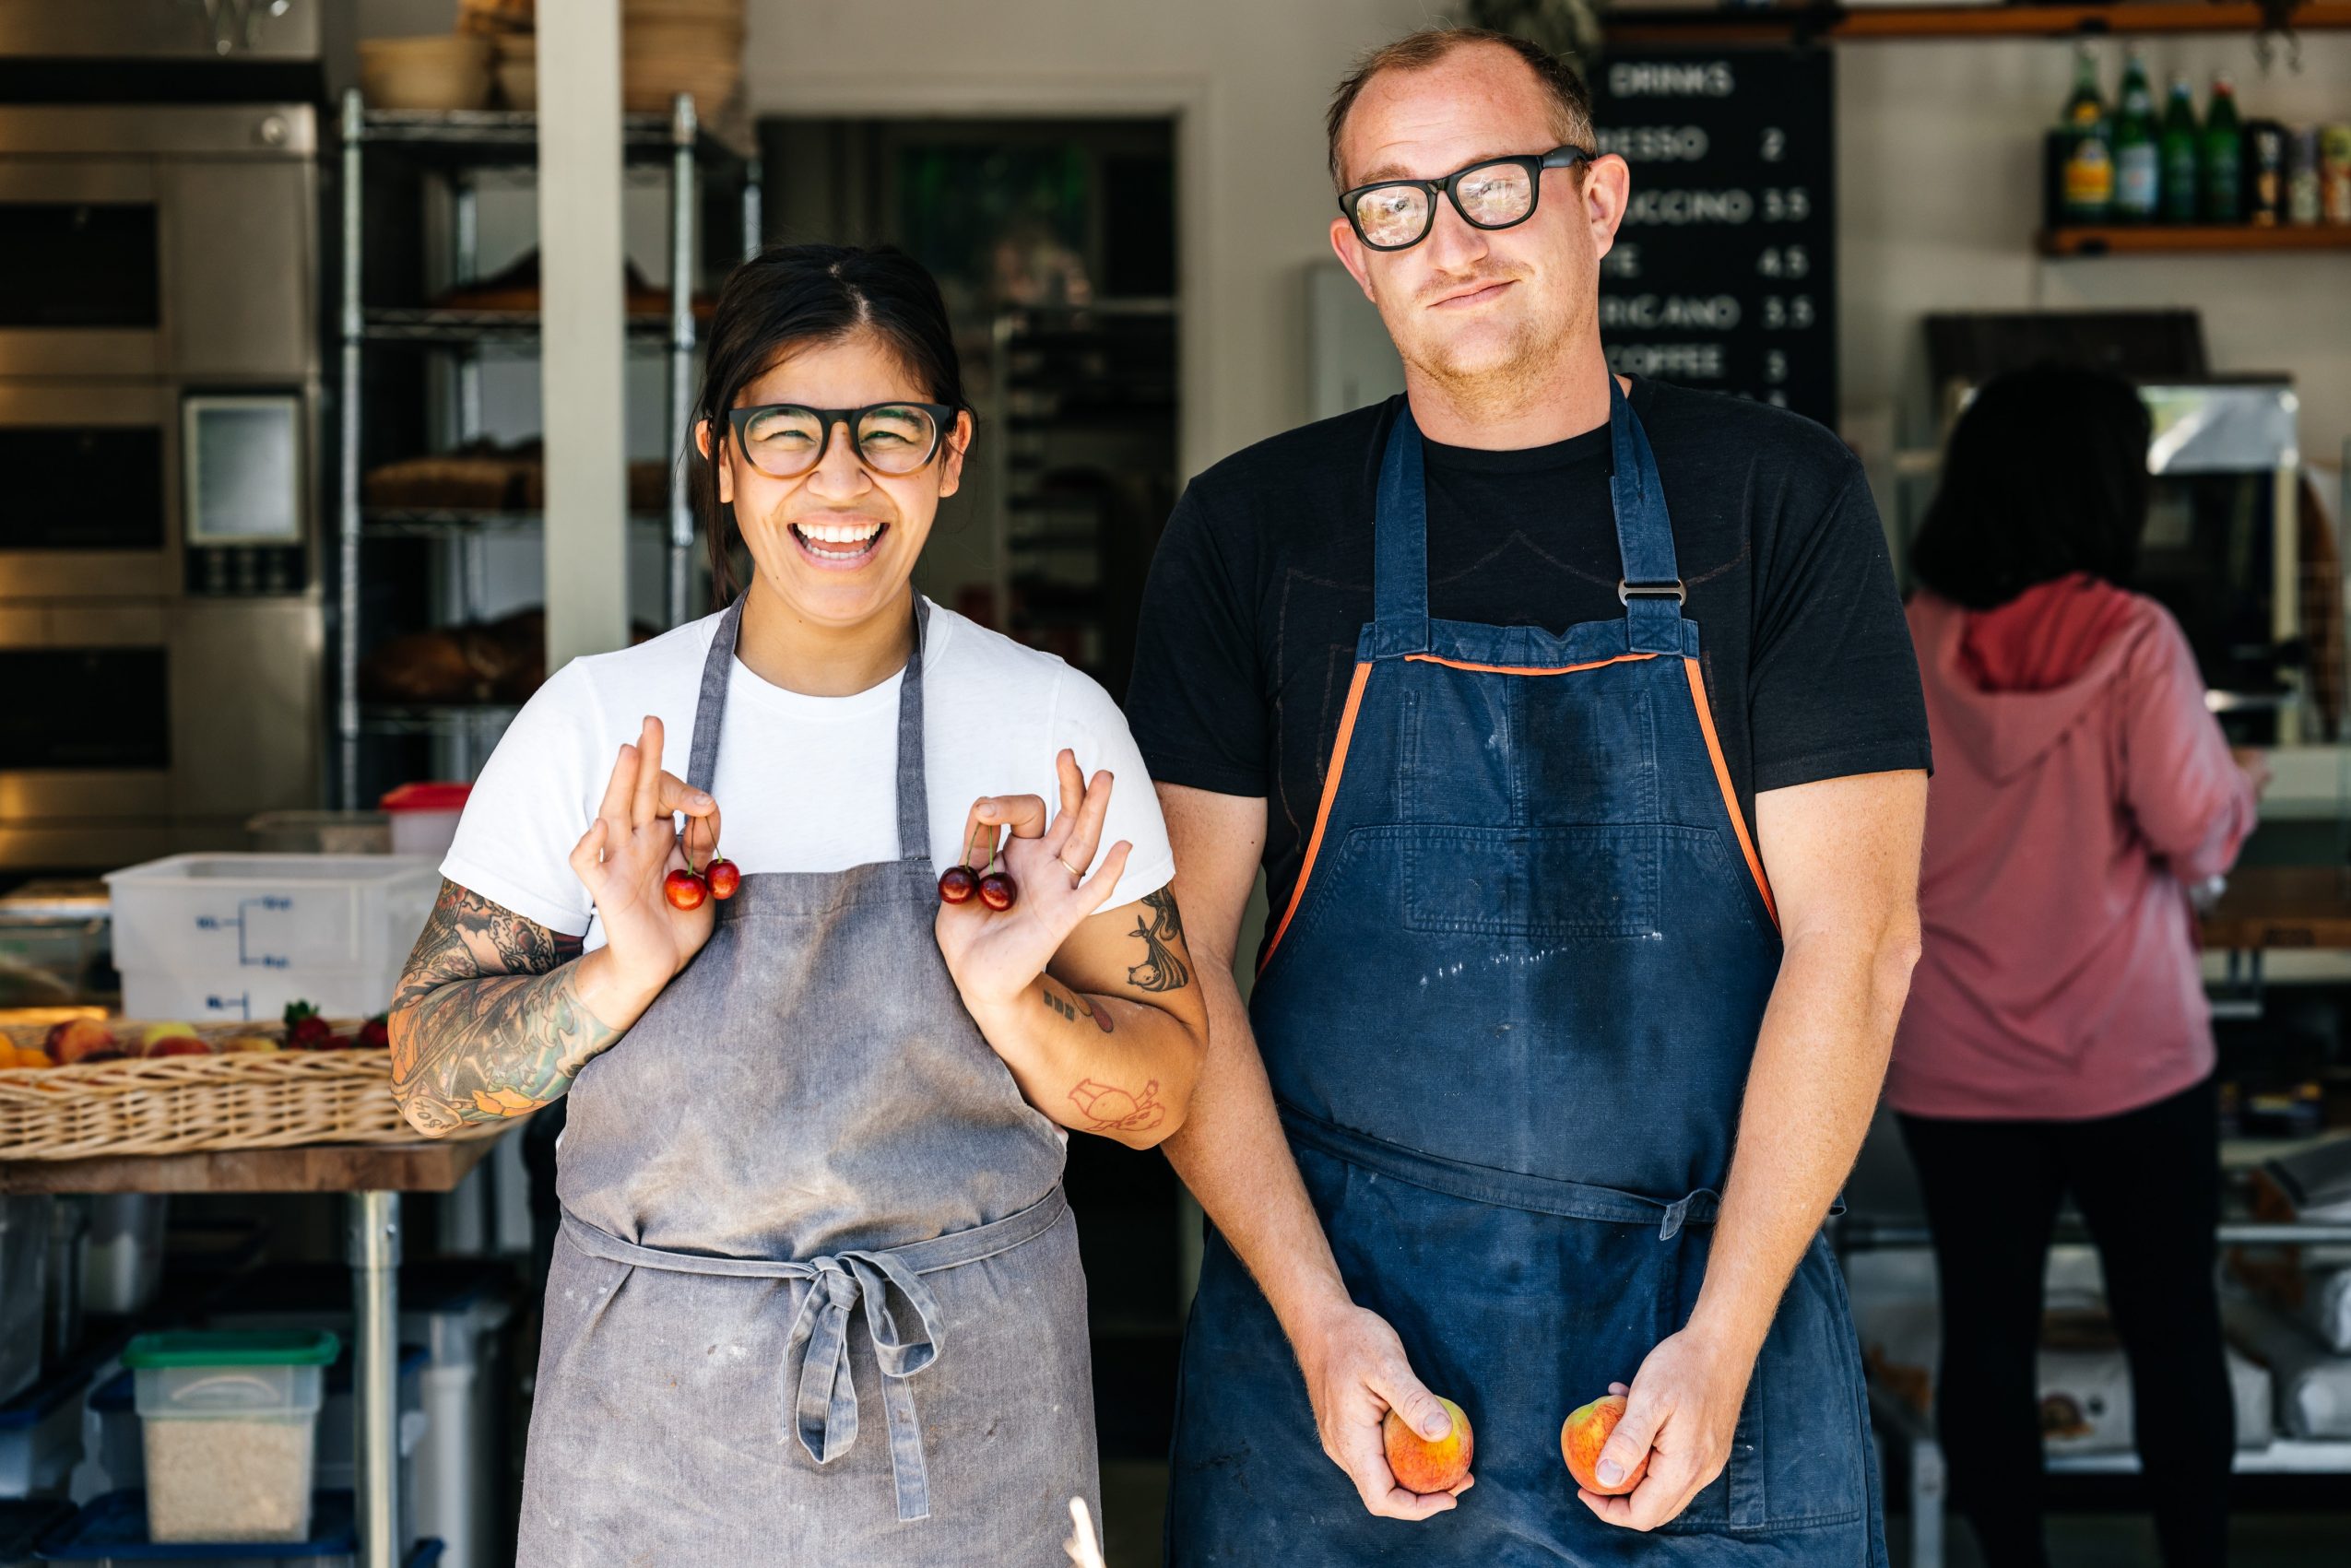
[1403,825,1660,939]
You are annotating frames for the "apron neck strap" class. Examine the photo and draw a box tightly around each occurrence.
[1606,376,1685,655]
[1370,381,1686,654]
[1370,402,1431,642]
[684,593,934,863]
[895,597,931,864]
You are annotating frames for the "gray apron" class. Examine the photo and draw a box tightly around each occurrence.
[515,596,1099,1565]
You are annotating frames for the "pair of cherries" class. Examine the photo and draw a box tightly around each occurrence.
[663,849,740,912]
[938,822,1019,912]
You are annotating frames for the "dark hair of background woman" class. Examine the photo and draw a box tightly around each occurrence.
[1908,362,2154,611]
[690,242,972,605]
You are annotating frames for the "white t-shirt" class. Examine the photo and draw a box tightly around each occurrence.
[442,600,1176,949]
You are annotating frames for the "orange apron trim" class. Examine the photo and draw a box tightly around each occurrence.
[1262,661,1370,970]
[1258,650,1780,971]
[1401,652,1659,678]
[1683,656,1778,929]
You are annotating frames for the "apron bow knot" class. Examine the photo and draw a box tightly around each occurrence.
[782,1249,946,1520]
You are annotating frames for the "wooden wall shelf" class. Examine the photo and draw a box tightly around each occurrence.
[2038,224,2351,254]
[1607,2,2351,45]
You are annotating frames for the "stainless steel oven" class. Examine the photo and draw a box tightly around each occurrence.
[0,2,324,62]
[0,105,318,378]
[0,102,323,868]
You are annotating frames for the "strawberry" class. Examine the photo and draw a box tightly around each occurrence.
[283,1000,334,1050]
[358,1015,391,1052]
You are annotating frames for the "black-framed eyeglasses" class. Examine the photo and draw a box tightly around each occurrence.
[1339,145,1594,252]
[725,402,958,479]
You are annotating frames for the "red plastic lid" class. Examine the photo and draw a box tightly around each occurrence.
[379,782,473,814]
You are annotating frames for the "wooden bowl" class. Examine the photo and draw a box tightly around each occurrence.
[359,34,494,112]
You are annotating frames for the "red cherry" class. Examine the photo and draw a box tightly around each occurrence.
[664,868,708,911]
[938,865,978,904]
[705,857,741,900]
[977,870,1018,912]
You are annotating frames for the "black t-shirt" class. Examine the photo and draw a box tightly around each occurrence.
[1128,377,1930,959]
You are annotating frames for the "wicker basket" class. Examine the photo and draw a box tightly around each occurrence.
[0,1022,496,1161]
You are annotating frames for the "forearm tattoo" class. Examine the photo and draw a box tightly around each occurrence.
[1069,1077,1165,1134]
[1126,886,1193,994]
[1041,979,1115,1034]
[388,880,611,1132]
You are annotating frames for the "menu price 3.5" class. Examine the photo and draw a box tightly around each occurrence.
[1592,47,1837,427]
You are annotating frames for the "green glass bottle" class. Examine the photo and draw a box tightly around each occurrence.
[2159,72,2201,223]
[2203,71,2243,223]
[2061,42,2113,224]
[2112,47,2158,222]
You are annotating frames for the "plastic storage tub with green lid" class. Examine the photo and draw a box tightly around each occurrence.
[120,1332,339,1545]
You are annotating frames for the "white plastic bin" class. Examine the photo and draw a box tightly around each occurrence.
[104,855,438,984]
[121,1332,337,1545]
[116,968,407,1028]
[0,1200,48,1404]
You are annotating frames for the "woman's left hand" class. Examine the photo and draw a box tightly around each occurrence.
[936,749,1133,1013]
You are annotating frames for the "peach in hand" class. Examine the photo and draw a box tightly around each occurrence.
[1563,1392,1647,1496]
[1382,1396,1472,1493]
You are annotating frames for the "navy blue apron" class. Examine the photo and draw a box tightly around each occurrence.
[1167,382,1887,1565]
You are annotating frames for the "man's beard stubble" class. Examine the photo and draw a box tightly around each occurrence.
[1389,267,1589,423]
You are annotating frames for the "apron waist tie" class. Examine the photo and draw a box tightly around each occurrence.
[1280,1104,1721,1240]
[558,1184,1068,1523]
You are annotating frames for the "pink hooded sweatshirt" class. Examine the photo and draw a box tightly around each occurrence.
[1890,575,2259,1122]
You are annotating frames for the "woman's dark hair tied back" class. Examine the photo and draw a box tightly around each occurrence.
[691,242,971,606]
[1908,361,2154,611]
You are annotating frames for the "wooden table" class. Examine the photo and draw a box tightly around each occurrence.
[0,1130,513,1568]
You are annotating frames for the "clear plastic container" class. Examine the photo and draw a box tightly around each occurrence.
[103,855,439,978]
[0,1198,51,1404]
[122,1332,338,1546]
[88,1349,427,1556]
[205,1265,509,1568]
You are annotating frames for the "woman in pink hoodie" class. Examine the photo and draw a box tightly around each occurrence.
[1895,365,2264,1568]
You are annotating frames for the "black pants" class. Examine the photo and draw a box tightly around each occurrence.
[1898,1076,2233,1568]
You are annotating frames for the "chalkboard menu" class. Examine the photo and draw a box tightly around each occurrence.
[1591,46,1837,426]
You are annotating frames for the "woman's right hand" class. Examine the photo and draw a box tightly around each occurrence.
[567,715,723,1002]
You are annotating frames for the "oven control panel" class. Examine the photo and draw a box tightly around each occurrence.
[186,544,305,597]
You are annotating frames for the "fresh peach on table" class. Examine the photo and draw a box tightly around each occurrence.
[1382,1396,1474,1493]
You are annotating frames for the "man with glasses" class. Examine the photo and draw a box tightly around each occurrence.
[1133,27,1929,1563]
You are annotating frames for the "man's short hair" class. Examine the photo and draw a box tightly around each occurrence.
[1326,26,1595,192]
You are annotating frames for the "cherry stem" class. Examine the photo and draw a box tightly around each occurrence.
[964,819,993,871]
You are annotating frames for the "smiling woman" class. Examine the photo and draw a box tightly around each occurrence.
[385,243,1207,1563]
